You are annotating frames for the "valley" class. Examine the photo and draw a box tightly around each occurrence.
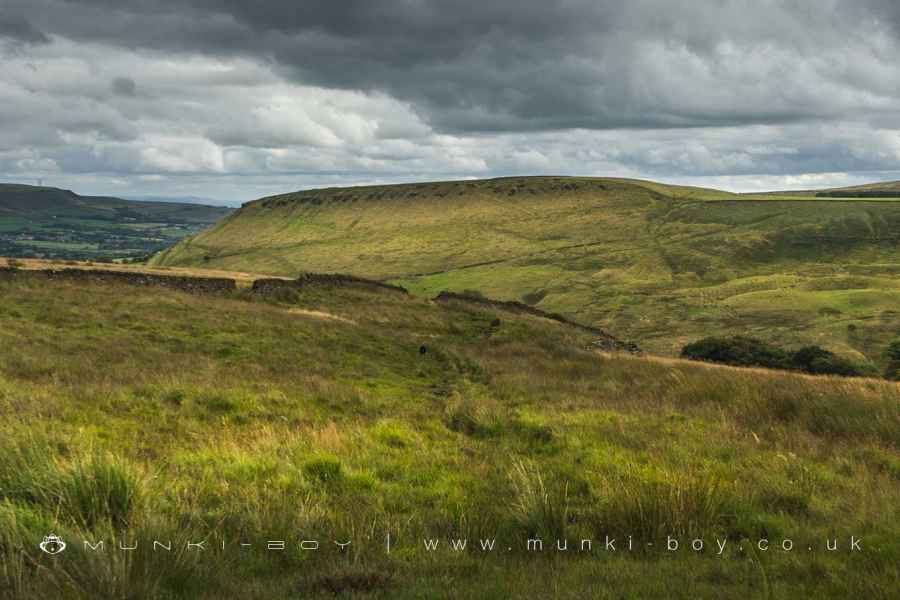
[151,177,900,367]
[0,184,231,262]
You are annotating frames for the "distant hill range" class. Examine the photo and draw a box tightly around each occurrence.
[0,184,230,220]
[125,194,237,207]
[813,180,900,198]
[0,183,231,261]
[757,180,900,198]
[151,176,900,365]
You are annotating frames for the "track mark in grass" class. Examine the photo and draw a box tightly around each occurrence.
[287,308,357,324]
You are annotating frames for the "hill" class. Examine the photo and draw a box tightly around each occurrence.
[0,183,231,261]
[813,180,900,198]
[0,268,897,598]
[753,180,900,199]
[151,176,900,365]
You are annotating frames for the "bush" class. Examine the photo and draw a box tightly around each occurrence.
[681,337,870,378]
[680,336,792,370]
[885,361,900,381]
[790,345,866,377]
[886,340,900,362]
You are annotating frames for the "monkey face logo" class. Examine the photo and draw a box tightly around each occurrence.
[39,534,66,555]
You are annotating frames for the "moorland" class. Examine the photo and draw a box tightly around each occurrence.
[151,177,900,369]
[0,265,897,598]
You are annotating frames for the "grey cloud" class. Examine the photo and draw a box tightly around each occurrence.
[111,76,137,96]
[0,12,49,44]
[7,0,899,133]
[2,1,900,200]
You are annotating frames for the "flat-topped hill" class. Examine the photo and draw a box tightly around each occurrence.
[150,177,900,364]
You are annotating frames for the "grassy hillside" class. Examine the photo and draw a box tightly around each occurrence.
[0,270,897,598]
[757,180,900,199]
[151,177,900,363]
[0,183,231,261]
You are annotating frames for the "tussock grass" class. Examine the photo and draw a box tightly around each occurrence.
[595,471,733,540]
[0,437,143,530]
[507,459,569,540]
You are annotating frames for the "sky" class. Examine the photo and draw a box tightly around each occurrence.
[2,1,900,205]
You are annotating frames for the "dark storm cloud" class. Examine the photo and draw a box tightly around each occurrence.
[8,0,900,133]
[0,12,49,45]
[3,0,900,199]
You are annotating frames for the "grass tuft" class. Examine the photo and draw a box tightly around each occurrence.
[507,459,569,540]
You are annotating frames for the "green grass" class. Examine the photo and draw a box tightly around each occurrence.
[0,272,897,598]
[150,177,900,365]
[0,183,231,261]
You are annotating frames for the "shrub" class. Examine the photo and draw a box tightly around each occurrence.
[885,361,900,381]
[790,345,866,377]
[886,340,900,362]
[681,337,870,378]
[680,336,792,370]
[884,341,900,381]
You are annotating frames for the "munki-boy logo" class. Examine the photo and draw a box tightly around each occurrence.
[39,534,67,555]
[33,533,865,556]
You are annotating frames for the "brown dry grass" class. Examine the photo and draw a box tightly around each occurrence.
[1,256,280,286]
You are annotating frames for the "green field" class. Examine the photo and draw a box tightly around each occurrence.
[151,177,900,364]
[0,183,231,261]
[0,272,897,598]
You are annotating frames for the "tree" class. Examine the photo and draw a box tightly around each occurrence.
[680,336,793,370]
[885,340,900,381]
[791,345,865,377]
[885,340,900,362]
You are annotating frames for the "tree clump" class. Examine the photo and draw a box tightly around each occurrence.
[681,336,873,378]
[885,340,900,381]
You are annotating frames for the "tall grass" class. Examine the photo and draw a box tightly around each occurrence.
[0,438,143,531]
[0,275,898,597]
[507,459,569,540]
[596,471,733,540]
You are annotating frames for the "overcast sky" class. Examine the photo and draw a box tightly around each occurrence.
[2,1,900,204]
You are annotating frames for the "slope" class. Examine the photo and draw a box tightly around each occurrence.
[0,269,897,598]
[151,176,900,362]
[0,183,231,260]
